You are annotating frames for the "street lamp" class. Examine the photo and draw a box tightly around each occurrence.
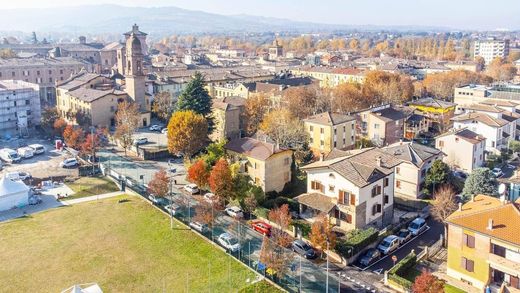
[337,272,342,293]
[326,239,330,293]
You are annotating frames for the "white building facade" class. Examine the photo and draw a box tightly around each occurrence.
[0,80,41,138]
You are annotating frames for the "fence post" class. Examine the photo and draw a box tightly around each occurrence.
[384,270,388,285]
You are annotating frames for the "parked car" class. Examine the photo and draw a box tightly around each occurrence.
[17,147,34,159]
[0,148,22,163]
[250,220,272,236]
[60,158,79,168]
[377,235,400,255]
[183,184,199,194]
[189,221,209,233]
[397,229,412,244]
[492,167,504,178]
[292,239,317,259]
[408,217,428,236]
[28,195,42,205]
[149,125,162,131]
[453,170,468,180]
[225,206,244,218]
[218,233,241,252]
[5,171,32,181]
[148,194,169,206]
[28,144,46,155]
[165,203,181,215]
[133,137,148,145]
[203,192,217,203]
[359,248,381,267]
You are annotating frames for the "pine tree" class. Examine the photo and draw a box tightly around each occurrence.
[177,72,213,129]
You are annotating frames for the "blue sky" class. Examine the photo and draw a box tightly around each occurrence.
[3,0,519,30]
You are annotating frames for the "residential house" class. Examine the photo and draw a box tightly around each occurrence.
[446,195,520,291]
[211,97,245,142]
[292,66,366,88]
[456,103,520,140]
[404,113,429,140]
[224,137,293,193]
[408,97,456,132]
[296,148,400,232]
[451,112,514,153]
[358,105,411,146]
[303,112,356,155]
[382,142,444,199]
[436,128,486,173]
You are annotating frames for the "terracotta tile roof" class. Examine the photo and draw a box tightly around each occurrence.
[481,99,520,107]
[451,112,509,128]
[447,195,520,246]
[304,112,355,126]
[460,103,505,113]
[224,137,289,161]
[295,193,336,213]
[302,147,401,187]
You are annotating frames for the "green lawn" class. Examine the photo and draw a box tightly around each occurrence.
[0,195,256,292]
[445,284,467,293]
[65,176,119,200]
[239,280,284,293]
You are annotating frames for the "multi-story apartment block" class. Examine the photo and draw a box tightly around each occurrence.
[0,80,40,137]
[453,84,520,106]
[382,141,444,199]
[446,195,520,291]
[225,137,293,193]
[211,97,245,142]
[436,128,486,173]
[292,66,366,88]
[304,112,356,155]
[456,103,520,140]
[473,39,510,64]
[0,57,90,106]
[358,105,411,146]
[297,147,400,232]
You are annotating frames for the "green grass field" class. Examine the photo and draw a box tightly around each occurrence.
[0,195,258,292]
[445,284,467,293]
[65,176,119,200]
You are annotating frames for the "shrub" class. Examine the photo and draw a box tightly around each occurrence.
[388,251,417,290]
[291,220,311,237]
[254,207,269,219]
[336,227,379,257]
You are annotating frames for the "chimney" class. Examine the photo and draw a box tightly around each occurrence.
[500,195,507,204]
[458,202,462,211]
[319,153,325,162]
[376,156,382,167]
[487,218,494,230]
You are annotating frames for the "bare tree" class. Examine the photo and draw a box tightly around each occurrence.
[152,91,173,122]
[268,204,293,248]
[431,185,458,246]
[114,100,140,156]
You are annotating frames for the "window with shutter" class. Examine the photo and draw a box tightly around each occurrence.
[466,259,474,272]
[311,181,316,190]
[463,234,475,248]
[320,184,324,193]
[338,191,344,204]
[350,194,356,205]
[346,213,352,223]
[511,276,519,289]
[384,195,389,204]
[377,204,382,213]
[377,185,381,195]
[461,257,467,270]
[384,178,389,187]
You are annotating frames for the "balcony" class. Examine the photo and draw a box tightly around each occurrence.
[488,253,520,278]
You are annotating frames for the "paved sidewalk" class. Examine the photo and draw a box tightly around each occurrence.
[61,191,126,205]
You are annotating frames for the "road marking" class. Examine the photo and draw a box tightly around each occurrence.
[359,225,431,271]
[373,268,383,274]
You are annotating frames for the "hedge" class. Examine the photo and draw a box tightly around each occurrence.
[388,251,417,290]
[262,196,299,212]
[336,227,379,257]
[254,207,269,219]
[291,220,311,237]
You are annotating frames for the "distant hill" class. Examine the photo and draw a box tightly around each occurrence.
[0,4,450,37]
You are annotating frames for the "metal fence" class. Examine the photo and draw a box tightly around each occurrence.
[97,150,341,293]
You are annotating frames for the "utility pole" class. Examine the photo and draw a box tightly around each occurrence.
[90,126,95,176]
[326,239,329,293]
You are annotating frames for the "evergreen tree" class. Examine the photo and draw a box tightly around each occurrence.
[30,32,38,45]
[462,168,497,200]
[423,160,451,196]
[176,72,213,129]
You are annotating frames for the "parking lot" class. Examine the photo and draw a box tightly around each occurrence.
[0,138,78,182]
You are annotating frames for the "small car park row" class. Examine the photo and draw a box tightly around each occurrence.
[357,217,428,267]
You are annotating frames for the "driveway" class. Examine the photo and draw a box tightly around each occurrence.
[0,194,63,222]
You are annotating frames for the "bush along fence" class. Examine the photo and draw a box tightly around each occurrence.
[336,227,379,259]
[98,152,344,293]
[384,251,417,293]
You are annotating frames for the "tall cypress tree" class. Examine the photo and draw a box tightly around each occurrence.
[177,72,213,130]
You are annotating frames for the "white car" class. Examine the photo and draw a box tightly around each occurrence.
[218,233,241,252]
[377,235,400,255]
[161,128,168,135]
[491,167,503,178]
[183,184,199,194]
[203,192,217,203]
[408,217,428,236]
[17,147,34,159]
[189,221,209,233]
[5,171,32,181]
[149,125,162,131]
[134,137,148,145]
[60,158,79,168]
[165,203,181,215]
[28,144,46,155]
[225,206,244,218]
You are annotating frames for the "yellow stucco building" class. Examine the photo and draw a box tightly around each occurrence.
[304,112,356,155]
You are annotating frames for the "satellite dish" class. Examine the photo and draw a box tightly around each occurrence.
[498,183,507,195]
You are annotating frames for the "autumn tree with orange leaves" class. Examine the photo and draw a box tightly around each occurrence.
[209,158,234,203]
[147,169,170,198]
[187,159,210,189]
[412,269,445,293]
[268,204,293,247]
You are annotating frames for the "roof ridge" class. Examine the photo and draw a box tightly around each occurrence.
[447,200,510,221]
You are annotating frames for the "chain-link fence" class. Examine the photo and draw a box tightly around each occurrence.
[98,150,344,293]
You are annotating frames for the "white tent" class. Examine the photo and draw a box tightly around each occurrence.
[0,176,29,211]
[62,283,103,293]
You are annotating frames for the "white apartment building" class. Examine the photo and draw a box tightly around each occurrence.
[473,39,510,64]
[382,142,444,199]
[297,148,400,232]
[0,80,41,137]
[436,128,486,173]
